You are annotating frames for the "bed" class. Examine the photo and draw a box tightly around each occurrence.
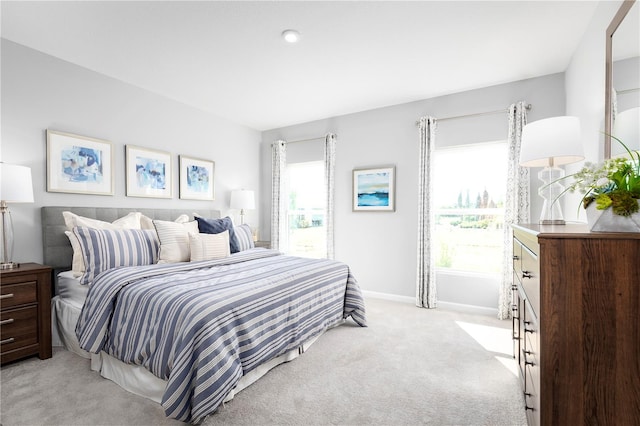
[42,206,366,424]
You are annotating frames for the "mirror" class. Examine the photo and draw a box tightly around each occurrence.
[605,0,639,158]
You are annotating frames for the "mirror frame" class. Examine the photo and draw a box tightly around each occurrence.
[605,0,637,158]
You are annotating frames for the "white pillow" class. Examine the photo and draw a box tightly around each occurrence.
[63,211,141,230]
[62,211,142,277]
[140,213,190,230]
[189,231,230,262]
[64,231,84,276]
[154,219,199,263]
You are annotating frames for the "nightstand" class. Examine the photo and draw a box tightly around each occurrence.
[255,241,271,249]
[1,263,52,365]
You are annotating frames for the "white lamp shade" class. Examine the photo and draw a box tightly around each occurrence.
[612,107,640,156]
[230,189,255,210]
[520,116,584,167]
[0,163,34,203]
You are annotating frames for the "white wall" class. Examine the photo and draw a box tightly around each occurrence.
[261,73,565,308]
[1,40,262,264]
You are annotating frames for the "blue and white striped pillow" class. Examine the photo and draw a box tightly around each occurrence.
[234,224,255,251]
[73,227,160,285]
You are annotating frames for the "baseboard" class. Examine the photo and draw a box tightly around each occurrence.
[362,290,415,304]
[362,290,498,317]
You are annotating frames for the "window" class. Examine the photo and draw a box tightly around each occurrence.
[433,142,507,274]
[285,161,326,258]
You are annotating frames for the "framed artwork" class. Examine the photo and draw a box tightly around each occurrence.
[46,130,114,195]
[179,155,215,200]
[352,166,396,212]
[125,145,172,198]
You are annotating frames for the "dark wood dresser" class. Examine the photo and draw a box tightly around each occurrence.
[0,263,52,365]
[511,224,640,425]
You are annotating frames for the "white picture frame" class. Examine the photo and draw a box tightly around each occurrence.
[352,166,396,212]
[46,130,114,196]
[125,145,172,198]
[179,155,215,201]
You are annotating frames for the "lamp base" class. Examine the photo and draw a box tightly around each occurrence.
[538,166,566,225]
[0,261,19,270]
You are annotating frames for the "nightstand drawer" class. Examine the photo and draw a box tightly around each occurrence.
[0,263,52,365]
[0,280,38,309]
[0,306,38,353]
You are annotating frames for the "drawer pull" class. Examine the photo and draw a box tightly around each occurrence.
[0,318,15,325]
[523,321,535,334]
[513,255,520,260]
[522,271,533,279]
[524,392,535,411]
[0,293,14,300]
[0,337,15,345]
[522,349,535,366]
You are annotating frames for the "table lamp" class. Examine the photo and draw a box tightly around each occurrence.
[0,163,35,269]
[520,116,584,225]
[230,189,255,225]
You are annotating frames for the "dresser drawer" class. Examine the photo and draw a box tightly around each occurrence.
[513,238,523,276]
[0,280,37,309]
[0,306,38,353]
[520,245,540,316]
[525,364,541,426]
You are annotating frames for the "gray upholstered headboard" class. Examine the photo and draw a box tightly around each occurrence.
[41,206,221,270]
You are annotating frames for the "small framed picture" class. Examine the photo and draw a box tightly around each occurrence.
[179,155,215,200]
[46,130,114,195]
[353,166,396,212]
[125,145,172,198]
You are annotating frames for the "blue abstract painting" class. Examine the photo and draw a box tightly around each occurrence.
[357,171,390,207]
[60,146,103,183]
[135,156,166,190]
[186,165,209,193]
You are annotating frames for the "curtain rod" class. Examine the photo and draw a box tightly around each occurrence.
[415,103,532,126]
[273,134,335,145]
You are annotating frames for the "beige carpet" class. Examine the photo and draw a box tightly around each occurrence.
[0,298,526,425]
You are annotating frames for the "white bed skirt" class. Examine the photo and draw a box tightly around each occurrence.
[52,294,325,406]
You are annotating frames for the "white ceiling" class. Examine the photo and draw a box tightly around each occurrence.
[1,1,600,131]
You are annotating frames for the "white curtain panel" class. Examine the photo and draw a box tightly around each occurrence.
[324,133,337,259]
[271,140,287,252]
[498,101,530,320]
[416,116,438,309]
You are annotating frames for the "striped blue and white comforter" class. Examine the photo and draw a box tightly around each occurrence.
[76,249,366,423]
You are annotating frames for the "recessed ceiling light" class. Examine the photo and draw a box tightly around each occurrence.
[282,29,300,43]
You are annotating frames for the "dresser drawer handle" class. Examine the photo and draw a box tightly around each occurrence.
[0,318,15,326]
[0,293,14,300]
[522,271,533,279]
[523,321,535,334]
[0,337,15,345]
[524,392,535,411]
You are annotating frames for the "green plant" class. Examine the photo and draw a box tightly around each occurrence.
[565,136,640,216]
